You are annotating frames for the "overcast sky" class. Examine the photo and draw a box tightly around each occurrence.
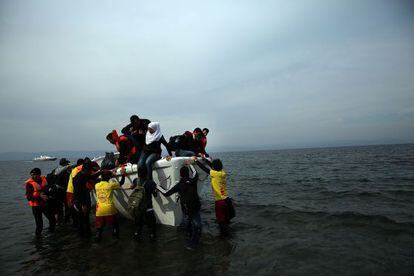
[0,0,413,153]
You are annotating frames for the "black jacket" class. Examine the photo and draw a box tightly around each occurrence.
[144,135,172,156]
[121,119,151,149]
[163,172,200,215]
[73,171,97,207]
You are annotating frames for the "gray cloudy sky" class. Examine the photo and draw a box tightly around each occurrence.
[1,0,414,153]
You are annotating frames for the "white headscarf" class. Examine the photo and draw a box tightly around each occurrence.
[146,122,162,145]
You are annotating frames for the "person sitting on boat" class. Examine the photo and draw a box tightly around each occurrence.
[201,128,209,154]
[137,122,172,182]
[131,167,157,241]
[193,157,231,236]
[94,169,126,242]
[157,163,202,250]
[121,114,151,159]
[25,168,56,238]
[175,128,205,157]
[106,130,139,165]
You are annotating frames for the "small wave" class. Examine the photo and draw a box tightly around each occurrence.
[358,178,372,183]
[236,203,414,228]
[385,190,414,196]
[319,190,384,199]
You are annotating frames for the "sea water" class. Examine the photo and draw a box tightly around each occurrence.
[0,144,413,275]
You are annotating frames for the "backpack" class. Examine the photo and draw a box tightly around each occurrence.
[101,152,116,170]
[46,169,56,187]
[56,169,70,190]
[168,135,183,151]
[127,185,146,218]
[45,169,58,200]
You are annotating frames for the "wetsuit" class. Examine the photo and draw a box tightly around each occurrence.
[161,168,201,248]
[73,171,98,237]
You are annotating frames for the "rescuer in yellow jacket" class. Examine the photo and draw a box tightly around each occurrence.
[194,157,231,236]
[94,168,125,242]
[66,159,84,227]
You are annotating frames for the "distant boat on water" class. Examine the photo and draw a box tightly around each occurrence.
[33,155,57,161]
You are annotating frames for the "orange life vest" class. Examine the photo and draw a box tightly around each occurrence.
[25,176,47,207]
[115,135,136,161]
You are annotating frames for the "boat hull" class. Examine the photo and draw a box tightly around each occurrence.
[92,157,209,226]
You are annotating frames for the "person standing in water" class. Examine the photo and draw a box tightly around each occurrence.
[94,169,125,242]
[72,160,99,237]
[131,167,157,241]
[158,164,202,250]
[194,157,231,236]
[25,168,56,238]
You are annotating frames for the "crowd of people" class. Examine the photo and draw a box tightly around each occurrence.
[25,114,234,250]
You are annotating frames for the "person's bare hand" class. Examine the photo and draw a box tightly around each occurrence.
[40,193,48,201]
[120,167,127,176]
[165,156,172,161]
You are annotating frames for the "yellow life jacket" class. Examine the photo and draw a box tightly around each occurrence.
[95,180,121,216]
[210,169,228,201]
[66,165,82,194]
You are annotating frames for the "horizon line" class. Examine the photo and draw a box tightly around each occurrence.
[0,141,413,158]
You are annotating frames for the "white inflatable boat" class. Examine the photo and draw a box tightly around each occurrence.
[92,156,209,226]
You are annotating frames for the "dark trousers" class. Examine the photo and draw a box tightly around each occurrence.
[66,206,79,227]
[135,210,156,237]
[137,152,160,181]
[55,189,67,223]
[184,211,202,247]
[32,206,56,236]
[76,205,91,237]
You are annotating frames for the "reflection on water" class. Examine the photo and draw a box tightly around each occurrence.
[16,218,236,275]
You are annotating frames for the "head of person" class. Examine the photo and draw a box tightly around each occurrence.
[211,159,223,171]
[101,169,113,181]
[138,166,148,180]
[59,158,70,166]
[106,132,115,144]
[147,122,160,134]
[91,161,100,171]
[76,158,84,166]
[202,128,209,137]
[82,159,93,173]
[193,128,203,140]
[130,115,141,128]
[146,122,162,145]
[180,166,189,178]
[30,168,41,182]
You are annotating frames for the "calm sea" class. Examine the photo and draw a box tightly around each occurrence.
[0,144,413,275]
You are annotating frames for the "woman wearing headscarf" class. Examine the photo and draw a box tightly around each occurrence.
[137,122,172,181]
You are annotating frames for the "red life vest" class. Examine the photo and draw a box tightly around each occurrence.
[115,135,136,161]
[25,176,47,207]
